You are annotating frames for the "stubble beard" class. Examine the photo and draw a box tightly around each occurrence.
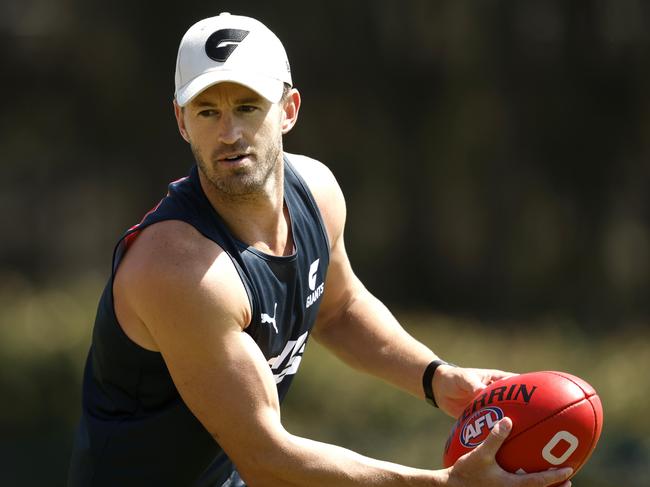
[192,137,283,200]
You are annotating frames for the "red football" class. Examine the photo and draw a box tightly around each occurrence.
[443,371,603,483]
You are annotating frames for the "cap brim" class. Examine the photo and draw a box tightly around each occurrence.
[175,69,285,106]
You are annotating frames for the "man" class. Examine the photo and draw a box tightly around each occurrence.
[68,13,573,487]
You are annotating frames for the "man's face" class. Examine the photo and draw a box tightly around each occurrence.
[176,82,288,198]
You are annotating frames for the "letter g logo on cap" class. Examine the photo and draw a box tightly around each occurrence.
[205,29,250,62]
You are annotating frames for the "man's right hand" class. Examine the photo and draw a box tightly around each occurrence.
[446,418,574,487]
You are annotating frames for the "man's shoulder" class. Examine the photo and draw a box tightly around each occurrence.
[117,220,241,305]
[284,152,346,245]
[115,219,251,337]
[284,152,343,204]
[285,152,337,189]
[125,220,224,272]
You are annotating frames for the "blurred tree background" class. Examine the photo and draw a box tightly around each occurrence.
[1,0,648,485]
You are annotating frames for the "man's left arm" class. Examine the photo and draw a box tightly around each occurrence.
[297,155,511,418]
[312,226,507,418]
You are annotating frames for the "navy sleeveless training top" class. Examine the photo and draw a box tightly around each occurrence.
[68,156,330,487]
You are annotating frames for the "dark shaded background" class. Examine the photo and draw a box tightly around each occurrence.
[3,0,649,324]
[1,0,649,485]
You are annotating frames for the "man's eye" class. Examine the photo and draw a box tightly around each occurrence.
[238,105,257,113]
[198,109,217,117]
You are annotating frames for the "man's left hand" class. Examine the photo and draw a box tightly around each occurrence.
[433,366,516,418]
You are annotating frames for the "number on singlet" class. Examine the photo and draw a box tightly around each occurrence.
[542,430,579,465]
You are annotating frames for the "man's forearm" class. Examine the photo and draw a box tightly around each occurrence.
[240,430,448,486]
[313,286,439,400]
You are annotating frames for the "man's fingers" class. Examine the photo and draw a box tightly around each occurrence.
[473,417,512,458]
[450,416,574,487]
[526,467,573,486]
[476,418,574,486]
[464,373,488,394]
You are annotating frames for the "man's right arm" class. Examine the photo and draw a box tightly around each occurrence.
[116,221,572,487]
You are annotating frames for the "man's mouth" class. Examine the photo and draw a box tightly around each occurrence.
[218,152,251,163]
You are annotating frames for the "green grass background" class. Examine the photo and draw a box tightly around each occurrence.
[0,275,648,486]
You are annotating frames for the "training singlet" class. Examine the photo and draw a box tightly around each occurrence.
[68,155,330,487]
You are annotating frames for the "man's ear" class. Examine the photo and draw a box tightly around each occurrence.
[280,89,301,135]
[173,100,191,143]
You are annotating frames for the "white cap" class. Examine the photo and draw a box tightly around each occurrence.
[174,13,292,106]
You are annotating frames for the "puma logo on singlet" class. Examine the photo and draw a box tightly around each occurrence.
[261,302,278,334]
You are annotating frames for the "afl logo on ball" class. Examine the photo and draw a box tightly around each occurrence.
[460,406,504,447]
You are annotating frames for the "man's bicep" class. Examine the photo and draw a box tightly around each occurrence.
[159,323,284,453]
[127,237,286,464]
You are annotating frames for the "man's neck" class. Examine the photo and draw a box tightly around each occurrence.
[198,165,294,257]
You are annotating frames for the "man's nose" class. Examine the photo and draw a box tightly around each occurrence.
[217,113,242,145]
